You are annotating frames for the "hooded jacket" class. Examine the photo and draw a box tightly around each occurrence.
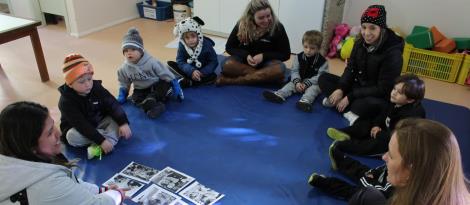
[339,28,404,101]
[0,154,120,205]
[117,51,175,90]
[58,80,129,145]
[176,36,218,77]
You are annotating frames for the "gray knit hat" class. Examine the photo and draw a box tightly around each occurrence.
[122,27,144,53]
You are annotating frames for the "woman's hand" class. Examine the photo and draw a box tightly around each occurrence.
[247,55,257,67]
[252,54,263,65]
[328,89,344,105]
[336,96,349,112]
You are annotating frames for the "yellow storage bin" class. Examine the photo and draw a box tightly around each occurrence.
[402,44,464,82]
[456,54,470,85]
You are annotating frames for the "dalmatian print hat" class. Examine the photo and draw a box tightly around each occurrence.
[173,16,205,68]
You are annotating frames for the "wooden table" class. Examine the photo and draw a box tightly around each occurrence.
[0,14,49,82]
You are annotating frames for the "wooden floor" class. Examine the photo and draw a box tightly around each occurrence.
[1,18,469,122]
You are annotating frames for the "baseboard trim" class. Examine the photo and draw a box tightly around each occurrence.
[70,15,139,38]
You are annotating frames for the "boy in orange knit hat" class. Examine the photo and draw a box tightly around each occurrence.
[58,53,132,159]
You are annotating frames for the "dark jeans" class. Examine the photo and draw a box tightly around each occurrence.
[318,73,388,118]
[131,81,170,111]
[336,120,391,156]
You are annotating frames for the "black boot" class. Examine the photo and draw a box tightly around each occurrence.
[147,102,166,118]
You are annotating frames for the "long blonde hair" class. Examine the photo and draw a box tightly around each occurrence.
[237,0,279,44]
[390,119,470,205]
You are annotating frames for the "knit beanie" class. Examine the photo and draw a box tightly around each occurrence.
[361,5,387,28]
[122,27,144,53]
[62,53,93,85]
[173,16,205,68]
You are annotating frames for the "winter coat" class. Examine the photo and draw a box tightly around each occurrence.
[0,154,120,205]
[225,22,291,64]
[176,36,218,77]
[290,52,328,87]
[58,80,129,145]
[339,28,404,102]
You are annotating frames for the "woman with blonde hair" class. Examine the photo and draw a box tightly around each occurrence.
[383,118,470,205]
[216,0,291,86]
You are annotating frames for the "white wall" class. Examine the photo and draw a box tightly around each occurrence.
[342,0,470,38]
[67,0,140,37]
[9,0,42,20]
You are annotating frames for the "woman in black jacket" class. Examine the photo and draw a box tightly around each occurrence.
[216,0,291,86]
[319,5,404,124]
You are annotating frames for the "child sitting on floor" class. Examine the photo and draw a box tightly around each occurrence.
[116,27,183,118]
[262,30,328,112]
[327,73,426,157]
[167,16,218,88]
[58,53,132,160]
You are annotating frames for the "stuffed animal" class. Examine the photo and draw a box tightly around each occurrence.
[327,24,350,58]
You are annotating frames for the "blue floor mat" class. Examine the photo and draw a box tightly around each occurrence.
[64,85,470,205]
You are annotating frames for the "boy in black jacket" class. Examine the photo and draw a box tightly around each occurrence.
[263,30,328,112]
[58,53,132,159]
[327,74,426,157]
[308,147,392,203]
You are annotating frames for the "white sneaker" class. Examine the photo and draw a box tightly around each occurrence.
[343,111,359,126]
[322,98,334,107]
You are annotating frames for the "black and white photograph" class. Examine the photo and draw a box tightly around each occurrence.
[102,173,145,197]
[120,161,160,183]
[180,182,224,205]
[173,200,188,205]
[132,184,181,205]
[150,167,195,193]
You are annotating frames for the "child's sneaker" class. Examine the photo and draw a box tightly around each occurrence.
[147,102,166,118]
[326,128,350,141]
[322,97,334,107]
[296,99,312,112]
[308,172,327,187]
[343,111,359,125]
[87,144,102,160]
[262,91,285,103]
[329,141,339,170]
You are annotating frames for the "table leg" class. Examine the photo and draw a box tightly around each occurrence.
[30,28,49,82]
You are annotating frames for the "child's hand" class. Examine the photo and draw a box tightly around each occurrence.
[100,139,114,154]
[370,126,382,138]
[192,70,202,81]
[119,123,132,140]
[295,83,306,93]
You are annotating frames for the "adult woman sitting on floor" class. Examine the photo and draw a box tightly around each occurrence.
[0,101,126,205]
[216,0,291,86]
[319,5,404,125]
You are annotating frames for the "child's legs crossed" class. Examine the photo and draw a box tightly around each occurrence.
[96,116,120,146]
[276,82,295,98]
[300,85,321,103]
[66,129,93,147]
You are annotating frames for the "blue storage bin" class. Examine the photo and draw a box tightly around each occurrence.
[137,1,173,21]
